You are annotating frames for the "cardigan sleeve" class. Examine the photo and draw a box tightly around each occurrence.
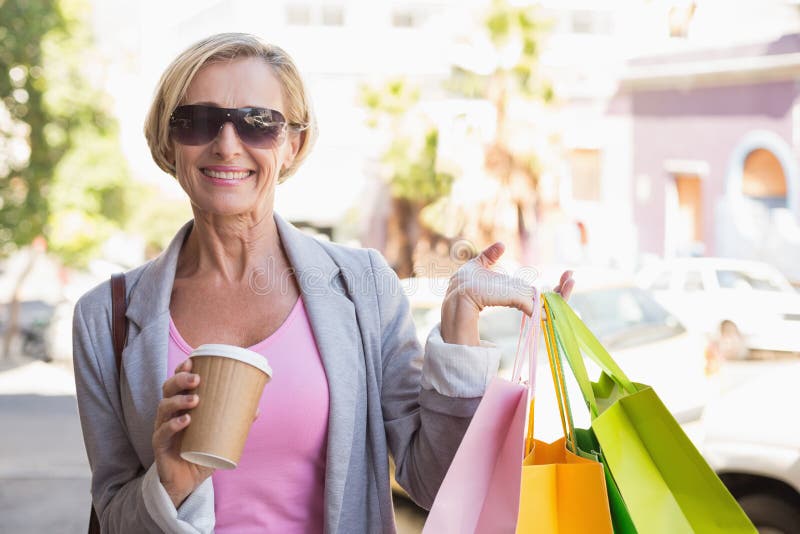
[367,249,502,509]
[72,294,215,533]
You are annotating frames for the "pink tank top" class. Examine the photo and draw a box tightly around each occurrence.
[167,297,329,533]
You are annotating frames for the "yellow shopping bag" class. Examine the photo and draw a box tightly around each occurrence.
[518,437,614,533]
[514,299,614,534]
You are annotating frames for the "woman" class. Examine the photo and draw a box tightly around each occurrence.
[73,33,574,533]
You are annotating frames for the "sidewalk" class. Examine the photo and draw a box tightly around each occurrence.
[0,356,90,534]
[0,357,76,396]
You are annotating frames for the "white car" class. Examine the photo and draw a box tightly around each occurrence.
[701,360,800,533]
[400,270,711,435]
[637,258,800,355]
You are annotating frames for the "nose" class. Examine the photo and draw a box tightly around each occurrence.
[212,121,242,159]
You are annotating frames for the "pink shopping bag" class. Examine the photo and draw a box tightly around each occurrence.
[423,292,540,534]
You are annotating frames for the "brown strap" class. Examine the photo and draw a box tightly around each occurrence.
[110,273,128,369]
[88,274,128,534]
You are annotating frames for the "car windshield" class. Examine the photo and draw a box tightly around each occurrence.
[716,269,787,292]
[569,287,685,349]
[475,287,685,353]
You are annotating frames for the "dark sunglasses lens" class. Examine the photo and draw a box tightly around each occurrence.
[170,106,287,147]
[169,106,220,145]
[235,108,286,148]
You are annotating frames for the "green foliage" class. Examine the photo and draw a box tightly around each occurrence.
[448,0,553,101]
[0,0,132,266]
[360,77,453,207]
[358,77,420,127]
[0,0,67,255]
[46,125,130,265]
[384,128,454,205]
[124,184,193,256]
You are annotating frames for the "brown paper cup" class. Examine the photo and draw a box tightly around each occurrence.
[180,344,272,469]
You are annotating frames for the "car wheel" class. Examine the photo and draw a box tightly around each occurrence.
[738,493,800,534]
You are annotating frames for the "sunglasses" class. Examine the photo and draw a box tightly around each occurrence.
[169,105,306,148]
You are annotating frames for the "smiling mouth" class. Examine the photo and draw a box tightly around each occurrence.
[201,168,255,180]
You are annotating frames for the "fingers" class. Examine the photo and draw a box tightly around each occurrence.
[155,392,199,428]
[559,278,575,301]
[463,272,537,316]
[174,358,192,375]
[153,412,191,453]
[476,242,505,268]
[554,270,575,301]
[162,370,200,399]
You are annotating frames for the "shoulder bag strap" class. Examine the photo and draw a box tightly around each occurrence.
[88,273,128,534]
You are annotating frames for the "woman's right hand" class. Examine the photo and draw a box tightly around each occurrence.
[152,358,213,508]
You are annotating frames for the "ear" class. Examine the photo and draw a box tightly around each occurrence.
[165,142,176,170]
[281,130,303,171]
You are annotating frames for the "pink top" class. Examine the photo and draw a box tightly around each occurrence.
[167,297,330,533]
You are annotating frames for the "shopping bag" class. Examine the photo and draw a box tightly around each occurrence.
[544,292,757,534]
[540,297,637,534]
[421,295,538,534]
[514,303,613,534]
[424,290,615,534]
[517,437,613,533]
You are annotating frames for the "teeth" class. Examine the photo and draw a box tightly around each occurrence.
[203,169,252,180]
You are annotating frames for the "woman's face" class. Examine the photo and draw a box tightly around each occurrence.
[173,57,300,220]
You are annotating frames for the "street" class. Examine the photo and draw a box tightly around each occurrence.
[0,391,91,534]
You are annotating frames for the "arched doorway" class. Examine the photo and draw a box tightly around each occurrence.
[742,148,788,209]
[725,130,798,216]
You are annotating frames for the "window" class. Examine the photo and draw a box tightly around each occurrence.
[286,3,344,26]
[651,271,672,291]
[568,148,602,201]
[570,10,613,35]
[322,5,344,26]
[570,287,684,348]
[392,7,432,28]
[683,271,704,292]
[286,4,311,25]
[717,270,782,292]
[392,10,415,27]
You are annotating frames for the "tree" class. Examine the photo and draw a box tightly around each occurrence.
[447,0,552,261]
[359,78,454,278]
[0,0,132,357]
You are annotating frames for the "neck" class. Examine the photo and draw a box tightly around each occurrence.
[179,208,285,285]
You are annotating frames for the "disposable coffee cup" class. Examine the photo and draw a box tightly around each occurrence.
[180,344,272,469]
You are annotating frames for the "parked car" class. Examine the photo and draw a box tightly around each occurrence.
[400,270,711,434]
[701,360,800,534]
[637,257,800,356]
[0,299,54,361]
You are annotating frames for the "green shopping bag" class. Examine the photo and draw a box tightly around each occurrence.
[540,297,637,534]
[544,292,757,534]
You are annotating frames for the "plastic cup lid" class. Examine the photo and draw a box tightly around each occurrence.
[190,344,272,377]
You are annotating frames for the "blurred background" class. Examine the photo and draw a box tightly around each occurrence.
[1,0,800,532]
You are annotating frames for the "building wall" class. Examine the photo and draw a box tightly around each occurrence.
[628,80,796,256]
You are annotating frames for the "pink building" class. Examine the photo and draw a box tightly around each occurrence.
[615,34,800,280]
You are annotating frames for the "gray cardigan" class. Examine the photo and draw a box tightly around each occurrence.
[73,214,501,533]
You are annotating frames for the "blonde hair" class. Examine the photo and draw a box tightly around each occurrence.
[144,33,317,182]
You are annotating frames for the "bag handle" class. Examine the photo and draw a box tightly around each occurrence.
[545,294,601,418]
[511,289,542,457]
[545,293,637,394]
[543,293,637,420]
[511,288,541,388]
[88,273,128,534]
[541,296,578,451]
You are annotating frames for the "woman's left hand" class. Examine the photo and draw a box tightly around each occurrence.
[440,242,574,346]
